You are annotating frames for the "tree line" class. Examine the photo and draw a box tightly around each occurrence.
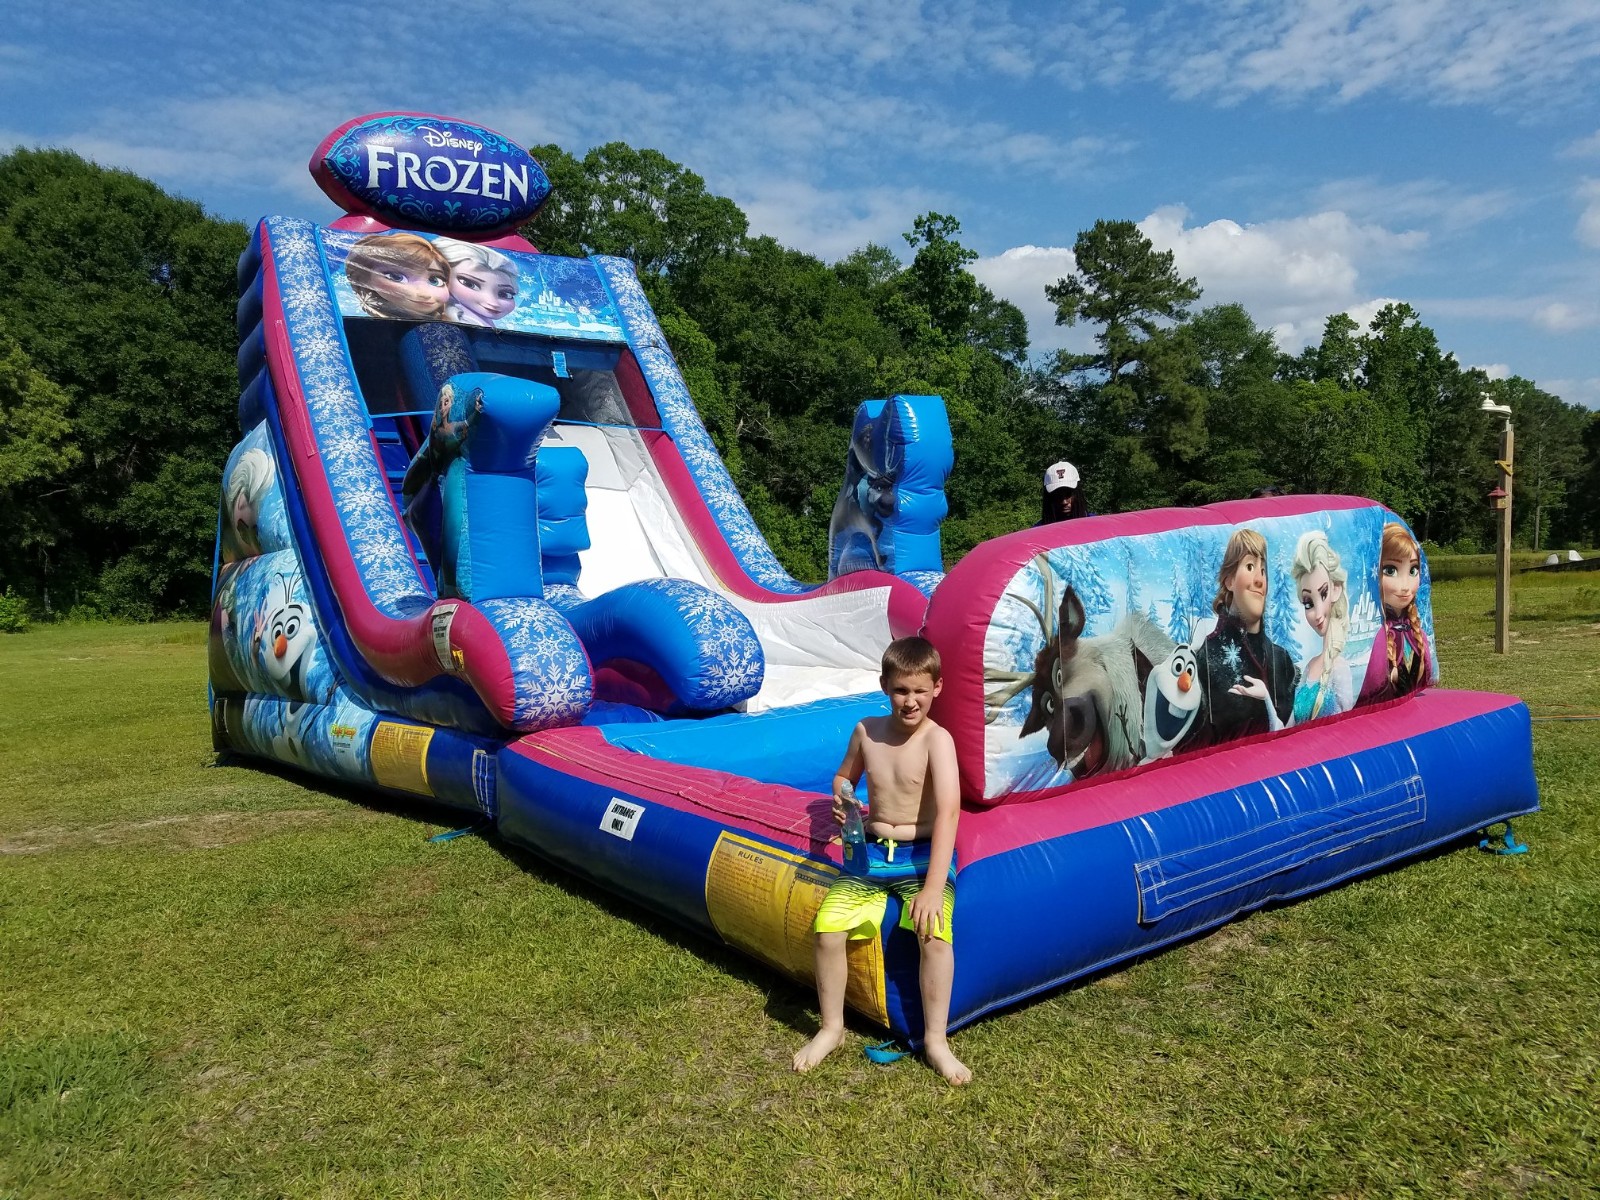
[0,144,1595,620]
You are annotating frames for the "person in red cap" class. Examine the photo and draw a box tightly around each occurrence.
[1039,460,1089,524]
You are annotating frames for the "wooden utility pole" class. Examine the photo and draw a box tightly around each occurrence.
[1495,422,1514,654]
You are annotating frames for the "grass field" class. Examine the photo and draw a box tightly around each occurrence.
[2,571,1597,1199]
[1426,549,1598,581]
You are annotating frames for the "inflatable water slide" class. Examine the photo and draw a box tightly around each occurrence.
[210,112,1538,1041]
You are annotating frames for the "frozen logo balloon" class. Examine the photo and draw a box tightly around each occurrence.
[311,112,551,234]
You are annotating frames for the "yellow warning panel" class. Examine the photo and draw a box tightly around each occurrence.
[370,722,434,796]
[705,832,886,1026]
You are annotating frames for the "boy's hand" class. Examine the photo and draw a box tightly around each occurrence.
[831,782,853,825]
[908,884,945,941]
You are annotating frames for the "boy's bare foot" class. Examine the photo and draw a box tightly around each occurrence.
[923,1040,971,1085]
[793,1026,845,1072]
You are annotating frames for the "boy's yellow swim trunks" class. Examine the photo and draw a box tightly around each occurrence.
[812,872,956,943]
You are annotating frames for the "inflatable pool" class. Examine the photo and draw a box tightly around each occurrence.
[209,112,1539,1041]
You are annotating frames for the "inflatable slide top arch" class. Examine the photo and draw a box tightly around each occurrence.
[210,113,1537,1042]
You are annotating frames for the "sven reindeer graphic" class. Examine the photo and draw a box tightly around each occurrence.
[986,555,1178,777]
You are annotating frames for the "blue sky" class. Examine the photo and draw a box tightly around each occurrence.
[6,1,1599,407]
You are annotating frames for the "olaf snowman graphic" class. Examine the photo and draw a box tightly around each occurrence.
[1141,640,1202,761]
[260,572,317,698]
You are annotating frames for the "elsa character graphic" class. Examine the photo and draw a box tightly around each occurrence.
[399,377,481,595]
[221,448,274,562]
[1266,530,1353,729]
[344,233,451,321]
[434,238,520,327]
[1359,522,1432,703]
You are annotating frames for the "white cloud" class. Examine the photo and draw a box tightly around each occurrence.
[1472,363,1513,380]
[970,245,1098,356]
[3,0,1132,233]
[737,178,944,261]
[1309,177,1515,232]
[1331,296,1405,337]
[510,0,1058,80]
[1422,289,1600,343]
[1576,179,1600,249]
[1534,301,1600,332]
[1559,128,1600,158]
[972,205,1426,354]
[56,0,1591,116]
[1139,205,1423,347]
[0,85,357,218]
[1261,296,1404,354]
[1162,0,1600,109]
[1543,376,1600,409]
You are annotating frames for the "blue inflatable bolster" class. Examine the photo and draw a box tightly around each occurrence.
[560,579,765,710]
[238,368,269,430]
[430,372,561,603]
[236,223,263,293]
[537,446,590,587]
[602,692,887,792]
[235,273,264,341]
[236,322,266,390]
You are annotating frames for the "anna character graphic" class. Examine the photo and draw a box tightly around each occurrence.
[1177,527,1298,752]
[344,233,451,321]
[1359,522,1432,703]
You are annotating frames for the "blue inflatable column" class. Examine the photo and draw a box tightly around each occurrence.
[827,393,953,586]
[537,446,591,588]
[411,372,561,602]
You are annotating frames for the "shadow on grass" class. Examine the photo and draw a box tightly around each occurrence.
[485,834,822,1037]
[1509,611,1600,623]
[218,750,824,1037]
[214,747,1533,1050]
[232,755,819,1030]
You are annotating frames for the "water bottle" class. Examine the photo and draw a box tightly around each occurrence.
[839,781,867,869]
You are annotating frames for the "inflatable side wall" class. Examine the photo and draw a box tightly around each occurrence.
[926,495,1438,804]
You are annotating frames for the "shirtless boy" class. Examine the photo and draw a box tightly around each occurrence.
[792,636,970,1084]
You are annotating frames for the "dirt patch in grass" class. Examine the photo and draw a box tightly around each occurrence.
[322,864,444,950]
[0,808,342,855]
[369,862,443,902]
[1188,915,1280,961]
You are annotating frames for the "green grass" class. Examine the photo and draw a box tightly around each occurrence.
[1427,549,1598,581]
[2,598,1597,1199]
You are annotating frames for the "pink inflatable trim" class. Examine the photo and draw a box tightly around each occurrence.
[323,213,538,254]
[261,228,521,724]
[508,726,832,857]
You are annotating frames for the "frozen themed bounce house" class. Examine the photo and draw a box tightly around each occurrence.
[210,113,1538,1042]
